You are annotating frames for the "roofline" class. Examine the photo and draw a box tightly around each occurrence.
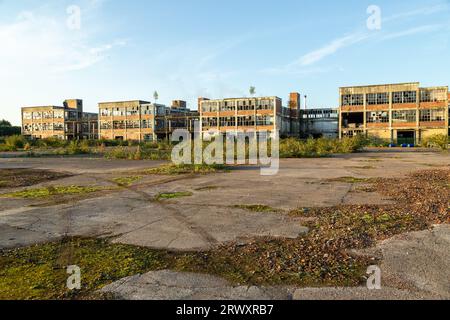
[201,96,281,102]
[340,82,420,89]
[98,100,151,105]
[22,106,64,110]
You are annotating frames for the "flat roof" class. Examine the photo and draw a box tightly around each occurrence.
[340,82,420,89]
[22,106,64,110]
[201,96,281,102]
[98,100,151,105]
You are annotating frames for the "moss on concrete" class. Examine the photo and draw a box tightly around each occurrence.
[1,185,108,199]
[143,164,227,175]
[113,176,142,187]
[156,191,193,200]
[234,204,281,213]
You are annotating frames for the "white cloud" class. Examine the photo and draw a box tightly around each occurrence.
[293,33,370,67]
[0,7,125,76]
[383,3,449,22]
[261,32,371,76]
[261,3,449,76]
[381,24,443,40]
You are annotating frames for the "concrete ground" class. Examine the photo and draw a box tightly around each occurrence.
[0,151,449,299]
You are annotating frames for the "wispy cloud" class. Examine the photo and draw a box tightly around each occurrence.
[0,3,125,75]
[381,24,443,41]
[383,3,449,22]
[261,32,371,76]
[294,33,370,67]
[262,2,449,76]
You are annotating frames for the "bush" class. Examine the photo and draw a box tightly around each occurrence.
[421,134,448,150]
[34,137,68,149]
[4,135,27,150]
[279,136,366,158]
[363,135,391,148]
[104,145,171,160]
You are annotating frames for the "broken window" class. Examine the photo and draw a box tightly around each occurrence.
[420,109,445,122]
[202,117,218,128]
[393,91,417,104]
[100,121,112,130]
[219,117,236,127]
[342,94,364,106]
[256,115,274,126]
[420,89,447,102]
[367,111,389,123]
[342,112,364,128]
[220,102,236,112]
[366,93,389,105]
[237,116,255,126]
[392,110,416,123]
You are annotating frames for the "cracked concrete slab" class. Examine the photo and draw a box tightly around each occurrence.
[1,152,449,253]
[293,224,450,300]
[100,270,292,300]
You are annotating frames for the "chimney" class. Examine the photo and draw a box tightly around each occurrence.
[289,92,301,110]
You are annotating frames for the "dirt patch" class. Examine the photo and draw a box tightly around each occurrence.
[0,169,71,189]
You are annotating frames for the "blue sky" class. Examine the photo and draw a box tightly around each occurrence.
[1,0,450,125]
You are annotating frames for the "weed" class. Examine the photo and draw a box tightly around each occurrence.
[112,176,142,187]
[155,191,193,200]
[144,164,226,175]
[234,204,280,213]
[1,185,107,199]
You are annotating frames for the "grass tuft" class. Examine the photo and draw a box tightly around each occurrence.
[327,177,371,184]
[234,204,280,213]
[143,164,226,175]
[112,176,142,187]
[1,185,107,199]
[155,191,193,200]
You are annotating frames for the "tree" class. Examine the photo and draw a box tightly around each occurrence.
[249,86,256,97]
[153,91,159,103]
[0,119,21,137]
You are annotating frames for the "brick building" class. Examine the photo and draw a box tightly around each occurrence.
[21,99,98,140]
[339,82,449,145]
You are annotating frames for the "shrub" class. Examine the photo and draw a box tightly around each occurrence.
[4,135,27,150]
[364,136,391,148]
[279,136,365,158]
[421,134,448,150]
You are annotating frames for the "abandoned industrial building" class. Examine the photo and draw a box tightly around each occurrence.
[339,82,450,145]
[98,100,198,141]
[20,82,450,143]
[21,99,98,140]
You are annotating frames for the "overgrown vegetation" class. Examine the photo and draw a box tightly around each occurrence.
[0,238,171,300]
[112,176,143,187]
[234,204,280,213]
[104,144,172,161]
[143,164,227,175]
[0,169,448,299]
[327,177,372,184]
[420,134,449,150]
[0,185,108,199]
[279,136,366,158]
[155,191,193,200]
